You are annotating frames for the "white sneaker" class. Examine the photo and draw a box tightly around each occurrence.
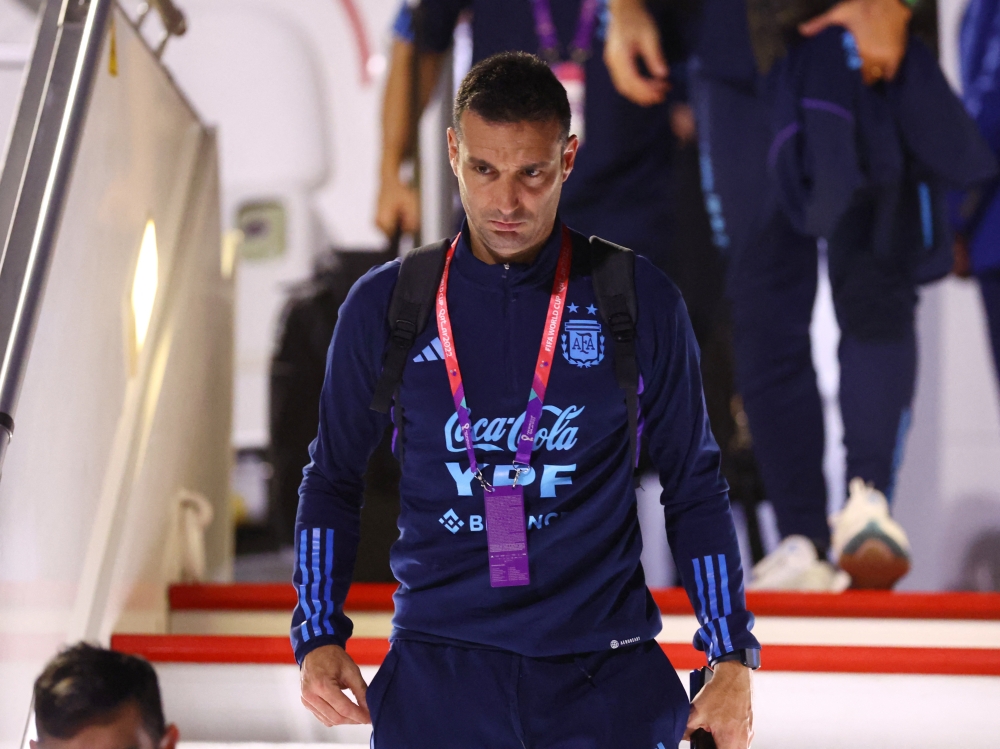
[748,535,851,592]
[830,478,911,589]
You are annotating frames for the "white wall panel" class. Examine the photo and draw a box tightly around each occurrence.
[148,0,403,446]
[0,8,231,741]
[0,0,37,158]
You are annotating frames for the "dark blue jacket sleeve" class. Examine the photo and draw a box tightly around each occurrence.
[635,257,759,660]
[392,0,471,52]
[962,0,1000,157]
[290,264,397,664]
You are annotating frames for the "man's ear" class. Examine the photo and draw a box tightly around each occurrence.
[159,724,179,749]
[447,127,460,176]
[561,134,579,182]
[30,741,38,749]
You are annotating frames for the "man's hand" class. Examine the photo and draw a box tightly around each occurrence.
[604,0,670,106]
[799,0,912,84]
[300,644,371,726]
[685,661,754,749]
[375,176,421,238]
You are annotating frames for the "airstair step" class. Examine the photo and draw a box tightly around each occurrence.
[115,633,1000,747]
[170,583,396,611]
[112,633,1000,675]
[164,585,1000,650]
[169,583,1000,618]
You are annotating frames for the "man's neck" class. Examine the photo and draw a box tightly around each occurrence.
[468,224,552,266]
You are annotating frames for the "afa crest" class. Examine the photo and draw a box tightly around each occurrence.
[561,319,605,368]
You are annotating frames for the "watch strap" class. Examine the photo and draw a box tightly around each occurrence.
[711,648,761,670]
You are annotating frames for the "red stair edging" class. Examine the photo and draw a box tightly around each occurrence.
[110,634,1000,676]
[168,584,1000,620]
[111,633,390,666]
[169,582,397,612]
[659,588,1000,619]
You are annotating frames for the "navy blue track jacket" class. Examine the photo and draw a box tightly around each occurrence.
[769,28,997,278]
[290,221,759,664]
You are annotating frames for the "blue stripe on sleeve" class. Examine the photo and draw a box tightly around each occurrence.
[692,558,717,658]
[298,528,313,642]
[718,554,733,617]
[719,617,734,654]
[705,620,720,659]
[692,558,709,625]
[919,183,933,249]
[310,528,324,638]
[324,529,336,636]
[704,555,720,621]
[694,629,709,653]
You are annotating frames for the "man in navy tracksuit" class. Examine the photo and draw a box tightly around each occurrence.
[293,54,758,748]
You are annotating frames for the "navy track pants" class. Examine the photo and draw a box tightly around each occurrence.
[692,70,918,547]
[366,639,690,749]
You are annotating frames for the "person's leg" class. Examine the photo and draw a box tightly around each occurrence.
[666,138,768,562]
[369,640,523,748]
[520,641,690,748]
[979,270,1000,389]
[825,198,918,588]
[692,69,837,588]
[827,202,919,497]
[837,335,916,497]
[727,209,829,549]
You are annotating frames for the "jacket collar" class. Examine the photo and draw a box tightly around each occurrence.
[451,217,563,290]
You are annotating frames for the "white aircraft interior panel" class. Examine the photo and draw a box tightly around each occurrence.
[0,6,231,739]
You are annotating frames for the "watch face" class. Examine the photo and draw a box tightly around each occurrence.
[744,649,762,670]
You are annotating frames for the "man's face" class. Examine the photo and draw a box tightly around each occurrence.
[32,703,178,749]
[448,111,578,263]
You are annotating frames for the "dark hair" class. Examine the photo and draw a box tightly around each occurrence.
[34,643,166,740]
[454,52,571,140]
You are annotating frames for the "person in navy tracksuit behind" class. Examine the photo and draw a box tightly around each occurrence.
[957,0,1000,389]
[293,54,758,749]
[377,0,686,268]
[604,0,964,591]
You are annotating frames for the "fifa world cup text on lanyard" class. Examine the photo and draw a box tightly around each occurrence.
[529,0,602,144]
[436,228,573,587]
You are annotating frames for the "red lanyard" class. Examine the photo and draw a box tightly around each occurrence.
[436,227,573,490]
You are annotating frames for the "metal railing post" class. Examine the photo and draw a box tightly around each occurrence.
[0,0,114,480]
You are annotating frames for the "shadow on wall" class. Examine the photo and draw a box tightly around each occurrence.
[947,495,1000,591]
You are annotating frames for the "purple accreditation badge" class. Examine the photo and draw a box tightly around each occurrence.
[484,485,530,587]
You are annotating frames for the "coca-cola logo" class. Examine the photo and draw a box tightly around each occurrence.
[443,405,584,453]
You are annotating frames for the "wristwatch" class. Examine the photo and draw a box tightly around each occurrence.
[710,648,761,670]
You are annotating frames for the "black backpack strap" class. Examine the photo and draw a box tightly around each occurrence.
[370,239,450,414]
[588,236,639,468]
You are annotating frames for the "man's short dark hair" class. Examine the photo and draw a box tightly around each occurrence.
[34,643,166,740]
[454,52,572,141]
